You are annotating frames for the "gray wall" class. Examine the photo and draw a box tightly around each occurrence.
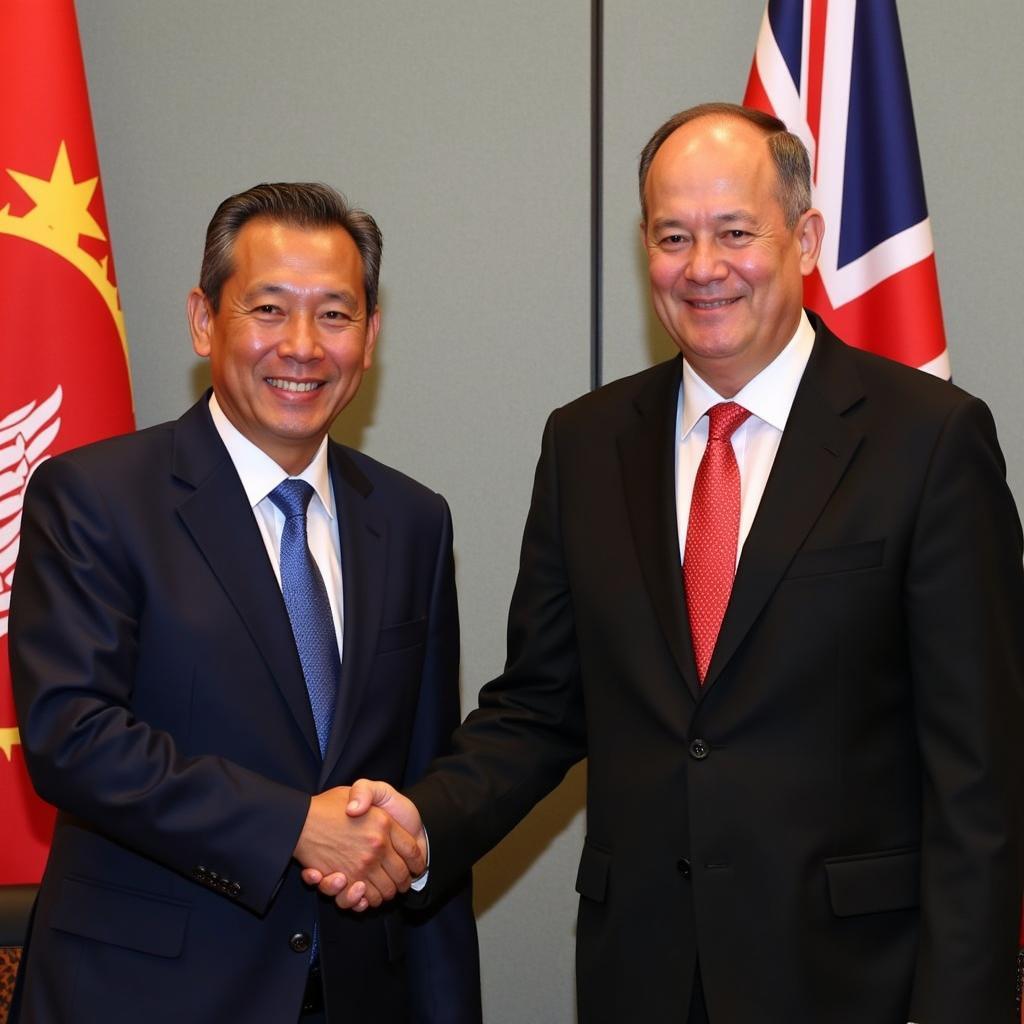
[75,2,1023,1020]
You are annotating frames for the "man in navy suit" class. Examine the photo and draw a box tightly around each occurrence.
[10,182,481,1023]
[324,104,1024,1022]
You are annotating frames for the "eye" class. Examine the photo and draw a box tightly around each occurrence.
[658,233,688,249]
[252,304,282,316]
[321,310,353,322]
[724,229,752,242]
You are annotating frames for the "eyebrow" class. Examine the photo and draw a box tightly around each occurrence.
[713,210,757,224]
[242,283,360,310]
[321,290,360,310]
[649,210,757,233]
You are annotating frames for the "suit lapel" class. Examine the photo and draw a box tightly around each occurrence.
[171,397,321,757]
[701,322,866,691]
[320,444,387,785]
[618,357,703,699]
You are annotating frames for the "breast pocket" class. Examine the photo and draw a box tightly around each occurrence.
[376,617,428,654]
[785,539,885,580]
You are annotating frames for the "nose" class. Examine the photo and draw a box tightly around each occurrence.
[278,314,321,362]
[684,238,728,285]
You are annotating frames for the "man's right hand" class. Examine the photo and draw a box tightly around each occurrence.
[299,780,426,911]
[293,785,426,910]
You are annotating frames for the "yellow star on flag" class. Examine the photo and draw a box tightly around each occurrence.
[0,726,21,761]
[0,141,127,352]
[7,140,106,248]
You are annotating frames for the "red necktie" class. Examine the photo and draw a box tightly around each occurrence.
[683,402,752,683]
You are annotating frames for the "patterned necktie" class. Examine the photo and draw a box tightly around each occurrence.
[269,479,339,757]
[683,402,752,684]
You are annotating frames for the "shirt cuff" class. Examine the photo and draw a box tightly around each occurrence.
[409,824,430,891]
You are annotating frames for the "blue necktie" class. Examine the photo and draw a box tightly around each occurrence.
[269,479,339,758]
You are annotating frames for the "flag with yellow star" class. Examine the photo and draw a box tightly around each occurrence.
[0,0,134,883]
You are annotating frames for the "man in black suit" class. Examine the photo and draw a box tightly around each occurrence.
[10,183,481,1023]
[322,104,1024,1022]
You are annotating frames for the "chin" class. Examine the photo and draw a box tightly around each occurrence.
[678,334,745,361]
[260,414,326,440]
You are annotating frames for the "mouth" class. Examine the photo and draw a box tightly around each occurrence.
[266,378,324,393]
[685,298,740,310]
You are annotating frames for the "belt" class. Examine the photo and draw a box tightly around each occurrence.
[300,964,324,1016]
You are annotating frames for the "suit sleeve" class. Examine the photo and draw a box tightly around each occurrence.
[904,396,1024,1022]
[10,456,310,916]
[406,411,588,899]
[400,497,483,1024]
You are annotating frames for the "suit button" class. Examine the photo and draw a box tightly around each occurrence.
[689,738,709,760]
[676,858,692,879]
[289,932,312,954]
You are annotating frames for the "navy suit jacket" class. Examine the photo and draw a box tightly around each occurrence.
[11,395,481,1023]
[409,317,1024,1023]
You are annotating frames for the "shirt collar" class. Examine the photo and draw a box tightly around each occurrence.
[679,310,816,441]
[208,393,335,518]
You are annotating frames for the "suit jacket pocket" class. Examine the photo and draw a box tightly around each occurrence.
[50,875,189,957]
[824,846,920,917]
[575,841,611,903]
[377,617,428,654]
[786,539,885,580]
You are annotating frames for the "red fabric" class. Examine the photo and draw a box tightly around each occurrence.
[0,0,134,883]
[802,258,947,368]
[683,403,751,683]
[806,0,828,170]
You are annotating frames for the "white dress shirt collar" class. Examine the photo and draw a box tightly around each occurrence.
[207,393,335,519]
[679,310,817,439]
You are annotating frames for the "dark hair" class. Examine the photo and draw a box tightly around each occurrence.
[198,182,383,313]
[638,102,811,226]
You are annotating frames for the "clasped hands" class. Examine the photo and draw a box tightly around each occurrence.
[293,780,423,912]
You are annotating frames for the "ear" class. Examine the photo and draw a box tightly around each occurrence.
[362,307,381,370]
[796,208,825,275]
[187,288,215,358]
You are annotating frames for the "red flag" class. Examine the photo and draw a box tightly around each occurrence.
[0,0,134,883]
[743,0,948,378]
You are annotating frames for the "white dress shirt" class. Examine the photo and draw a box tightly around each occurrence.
[208,394,344,661]
[675,311,816,564]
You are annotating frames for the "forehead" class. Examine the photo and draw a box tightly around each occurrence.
[645,117,780,215]
[229,218,364,288]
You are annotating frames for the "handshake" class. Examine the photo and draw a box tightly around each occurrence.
[292,779,423,913]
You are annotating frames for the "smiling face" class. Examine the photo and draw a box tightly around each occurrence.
[188,218,379,474]
[642,116,823,396]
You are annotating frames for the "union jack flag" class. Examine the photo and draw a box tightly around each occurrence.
[744,0,949,378]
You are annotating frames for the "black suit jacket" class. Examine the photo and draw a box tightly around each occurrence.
[409,317,1024,1023]
[10,395,481,1024]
